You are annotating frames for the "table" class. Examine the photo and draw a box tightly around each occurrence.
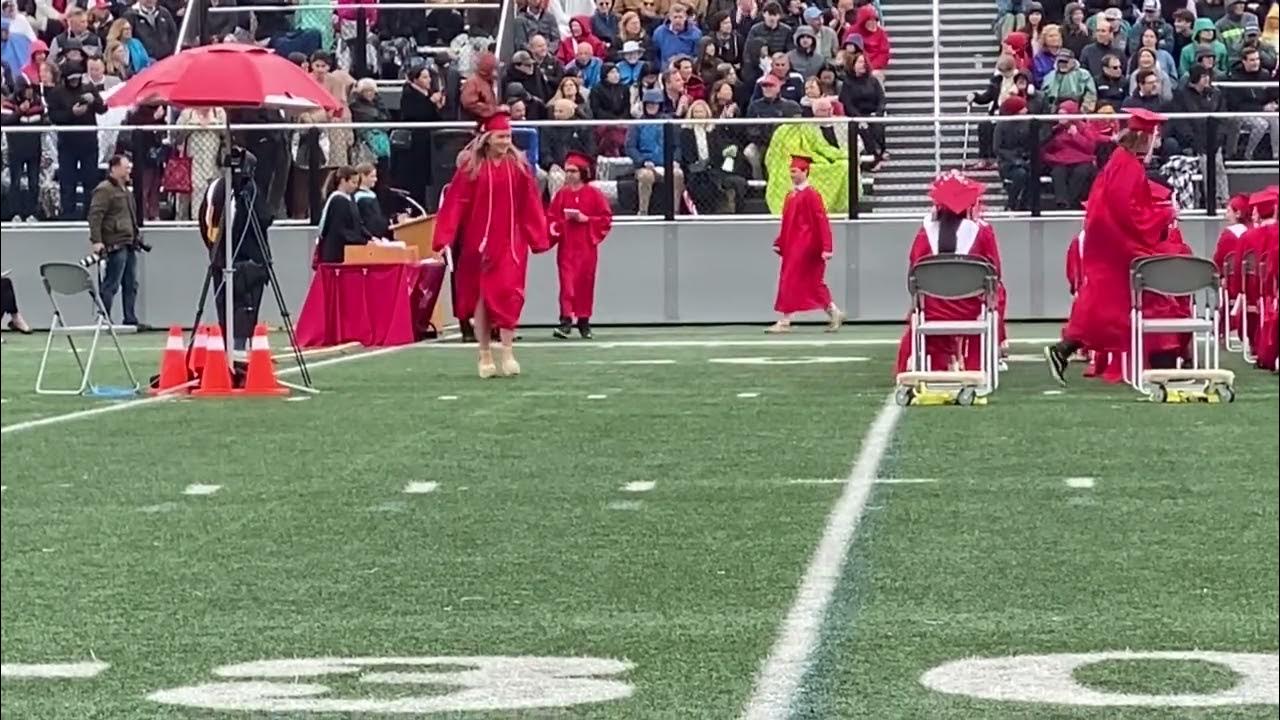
[295,262,446,348]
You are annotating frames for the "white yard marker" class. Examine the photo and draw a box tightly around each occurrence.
[876,478,938,485]
[787,478,844,485]
[1065,477,1096,489]
[742,396,903,720]
[1,661,110,679]
[587,394,608,400]
[607,500,644,511]
[138,502,180,514]
[403,482,440,494]
[622,481,655,493]
[438,395,459,401]
[737,392,761,398]
[284,396,310,402]
[182,484,221,496]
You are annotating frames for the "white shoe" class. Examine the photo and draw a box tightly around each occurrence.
[478,351,497,379]
[825,307,846,333]
[500,352,521,377]
[765,321,792,334]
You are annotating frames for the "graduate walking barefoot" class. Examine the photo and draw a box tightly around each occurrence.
[432,112,551,379]
[768,155,845,334]
[547,152,613,340]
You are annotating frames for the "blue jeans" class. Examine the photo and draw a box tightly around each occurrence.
[100,247,139,325]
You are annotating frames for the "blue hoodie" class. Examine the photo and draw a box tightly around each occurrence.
[566,56,603,89]
[617,58,647,86]
[652,20,702,67]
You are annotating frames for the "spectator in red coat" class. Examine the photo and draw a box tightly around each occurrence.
[1039,99,1103,208]
[1003,30,1033,71]
[846,4,889,83]
[557,15,608,64]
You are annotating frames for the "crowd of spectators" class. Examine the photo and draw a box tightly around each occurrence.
[976,0,1278,211]
[4,0,1275,221]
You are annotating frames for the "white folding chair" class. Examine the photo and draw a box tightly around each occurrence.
[1220,252,1243,352]
[34,262,140,396]
[897,256,1000,404]
[1128,255,1233,401]
[1239,251,1259,363]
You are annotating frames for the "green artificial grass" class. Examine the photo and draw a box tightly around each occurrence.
[2,325,1277,719]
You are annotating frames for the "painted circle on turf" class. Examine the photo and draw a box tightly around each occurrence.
[920,651,1279,707]
[707,356,870,365]
[148,656,634,713]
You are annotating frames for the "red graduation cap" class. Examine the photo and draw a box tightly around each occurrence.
[480,111,512,133]
[1249,185,1278,216]
[929,174,984,214]
[564,151,593,176]
[790,154,813,173]
[1126,107,1166,133]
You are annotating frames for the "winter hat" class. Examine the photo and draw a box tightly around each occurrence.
[641,87,664,104]
[1056,48,1075,61]
[803,5,822,21]
[1142,0,1158,12]
[621,40,643,55]
[1244,15,1260,33]
[999,95,1028,114]
[1195,45,1216,59]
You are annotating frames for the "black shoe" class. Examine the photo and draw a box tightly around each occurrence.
[1044,344,1069,387]
[552,323,572,339]
[577,320,593,340]
[460,330,477,343]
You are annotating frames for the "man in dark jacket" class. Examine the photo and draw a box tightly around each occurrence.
[88,154,142,325]
[125,0,179,60]
[1224,46,1279,159]
[1128,0,1173,54]
[1093,53,1128,108]
[1168,65,1228,204]
[742,2,792,85]
[47,70,105,219]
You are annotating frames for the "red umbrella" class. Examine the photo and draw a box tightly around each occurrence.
[106,43,339,112]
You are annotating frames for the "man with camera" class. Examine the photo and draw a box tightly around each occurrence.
[88,154,147,327]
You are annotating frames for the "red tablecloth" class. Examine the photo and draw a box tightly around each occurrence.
[295,262,446,348]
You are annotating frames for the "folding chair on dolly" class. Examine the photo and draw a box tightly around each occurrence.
[1219,252,1243,352]
[895,256,1000,407]
[34,262,140,396]
[1238,251,1259,363]
[1128,255,1234,403]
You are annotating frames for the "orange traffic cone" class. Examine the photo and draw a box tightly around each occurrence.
[243,324,289,397]
[150,326,191,395]
[192,325,236,397]
[188,325,209,376]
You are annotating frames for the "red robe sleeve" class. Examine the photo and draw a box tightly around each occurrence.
[810,189,833,254]
[907,228,931,269]
[518,165,552,254]
[585,185,613,246]
[976,223,1002,278]
[1066,234,1083,294]
[1085,148,1167,261]
[432,165,475,254]
[547,188,567,244]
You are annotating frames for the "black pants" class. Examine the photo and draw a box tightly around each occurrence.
[7,146,41,219]
[99,247,139,324]
[1049,163,1095,209]
[978,120,995,160]
[215,262,269,352]
[57,138,100,220]
[1,277,18,316]
[1000,163,1032,211]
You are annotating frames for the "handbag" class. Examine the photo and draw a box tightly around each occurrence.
[161,150,193,194]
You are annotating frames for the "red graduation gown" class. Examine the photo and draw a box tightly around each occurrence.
[1245,221,1279,369]
[894,218,1003,373]
[1139,227,1195,360]
[772,185,834,314]
[1066,231,1084,296]
[1063,147,1173,353]
[432,157,550,330]
[548,183,613,319]
[1237,221,1277,349]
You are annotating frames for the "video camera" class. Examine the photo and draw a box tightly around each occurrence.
[220,145,258,187]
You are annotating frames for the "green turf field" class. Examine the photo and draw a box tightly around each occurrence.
[1,325,1277,719]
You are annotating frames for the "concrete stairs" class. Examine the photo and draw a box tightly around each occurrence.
[874,0,1000,213]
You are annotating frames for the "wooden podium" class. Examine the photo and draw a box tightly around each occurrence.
[391,214,452,335]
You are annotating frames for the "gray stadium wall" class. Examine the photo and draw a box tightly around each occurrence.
[0,218,1225,329]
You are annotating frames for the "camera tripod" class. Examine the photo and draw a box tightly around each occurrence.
[185,176,313,389]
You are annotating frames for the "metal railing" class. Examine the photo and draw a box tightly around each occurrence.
[1,111,1275,227]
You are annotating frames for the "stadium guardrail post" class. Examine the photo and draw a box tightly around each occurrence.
[1205,115,1219,216]
[847,117,859,220]
[354,7,370,79]
[1028,116,1042,218]
[663,122,676,222]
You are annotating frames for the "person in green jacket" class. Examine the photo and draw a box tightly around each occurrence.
[1179,17,1229,77]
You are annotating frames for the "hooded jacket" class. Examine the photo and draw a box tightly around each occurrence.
[1041,54,1097,110]
[787,26,826,78]
[557,15,608,64]
[848,5,890,70]
[1178,17,1228,75]
[652,16,702,67]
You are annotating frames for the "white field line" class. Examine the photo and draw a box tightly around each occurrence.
[788,477,936,485]
[419,337,1062,350]
[876,477,938,485]
[403,481,440,494]
[1065,477,1096,489]
[182,484,221,496]
[737,392,761,398]
[0,337,455,436]
[621,481,655,493]
[1,662,110,679]
[741,396,903,720]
